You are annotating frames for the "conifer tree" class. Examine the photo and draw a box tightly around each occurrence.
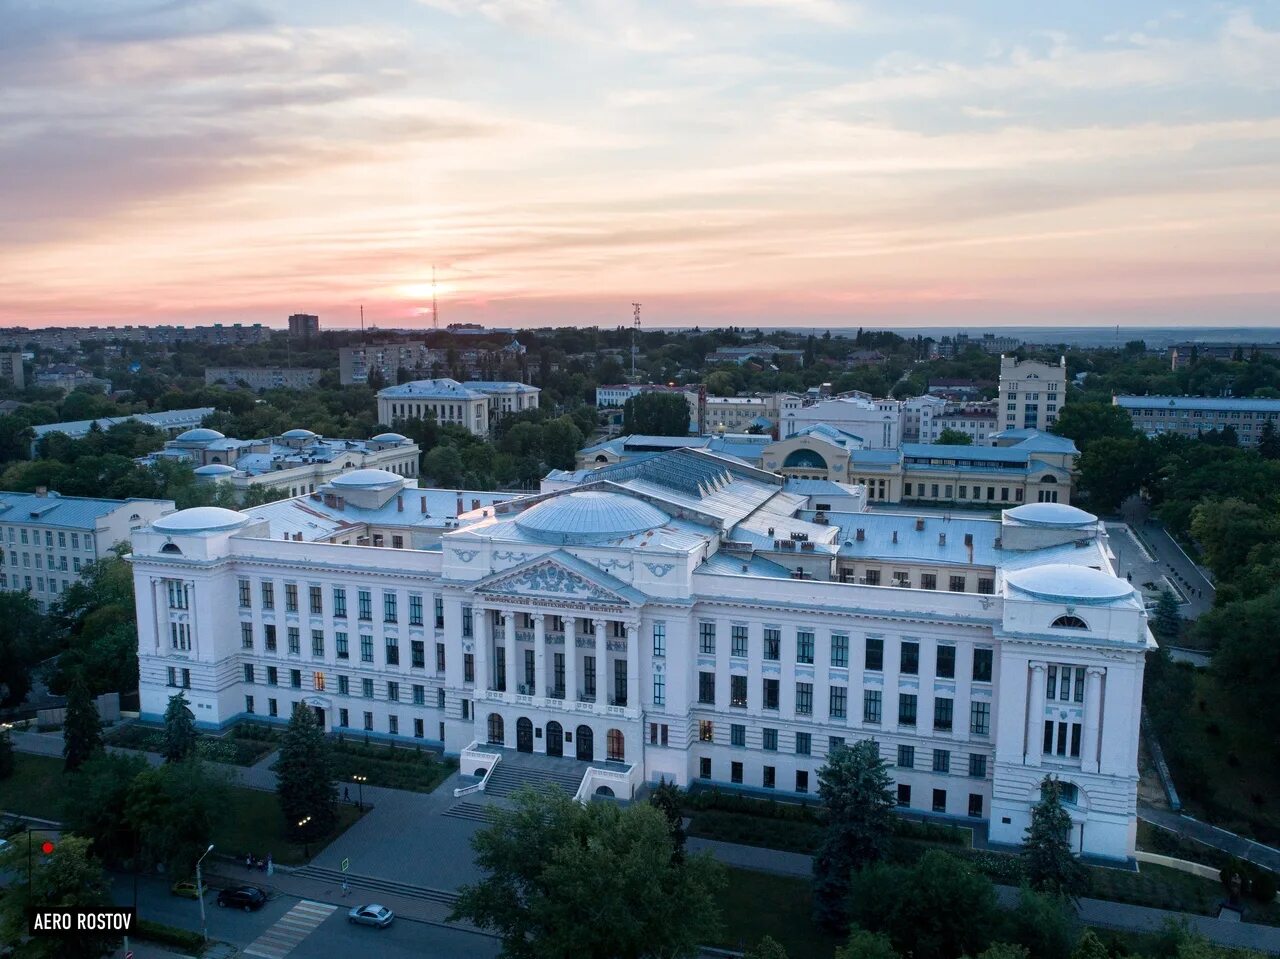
[161,690,198,763]
[1023,776,1087,898]
[63,674,103,772]
[276,703,335,840]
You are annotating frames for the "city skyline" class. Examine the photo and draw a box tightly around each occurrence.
[2,0,1278,329]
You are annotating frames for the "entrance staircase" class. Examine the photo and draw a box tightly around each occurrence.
[482,757,587,798]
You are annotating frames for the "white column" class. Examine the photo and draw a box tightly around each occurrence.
[474,606,490,692]
[626,623,639,709]
[565,617,579,702]
[503,612,516,694]
[594,619,607,704]
[534,613,547,698]
[1081,667,1105,773]
[1025,662,1046,766]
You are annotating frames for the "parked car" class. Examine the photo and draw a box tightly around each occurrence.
[217,886,267,911]
[347,904,394,928]
[170,880,202,899]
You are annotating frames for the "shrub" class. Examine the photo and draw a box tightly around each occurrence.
[136,919,205,952]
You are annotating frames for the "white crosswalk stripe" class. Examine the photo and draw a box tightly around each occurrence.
[243,900,338,959]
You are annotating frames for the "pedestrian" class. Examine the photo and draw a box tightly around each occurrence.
[343,786,350,803]
[267,852,274,877]
[246,853,252,870]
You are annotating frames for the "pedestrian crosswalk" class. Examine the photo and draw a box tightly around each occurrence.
[243,899,338,959]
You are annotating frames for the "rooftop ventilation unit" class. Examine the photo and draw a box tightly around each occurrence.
[915,518,925,531]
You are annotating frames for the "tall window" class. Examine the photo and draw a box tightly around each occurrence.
[358,590,372,621]
[897,745,914,768]
[652,622,666,657]
[730,724,745,747]
[309,586,323,615]
[311,630,324,657]
[384,591,398,623]
[762,728,778,751]
[238,578,251,608]
[795,732,811,756]
[261,581,274,609]
[900,641,919,675]
[462,606,473,637]
[969,754,987,778]
[936,645,956,679]
[934,697,954,731]
[699,720,714,743]
[435,642,446,672]
[933,749,950,773]
[264,624,276,652]
[362,678,374,698]
[795,682,813,716]
[731,625,748,658]
[829,686,847,719]
[360,635,373,663]
[970,701,990,735]
[333,587,346,618]
[385,636,400,666]
[653,673,665,706]
[796,631,814,665]
[831,634,849,668]
[762,678,779,710]
[411,640,425,668]
[285,583,298,612]
[698,622,715,654]
[241,623,253,650]
[409,594,423,626]
[336,633,349,659]
[865,638,884,671]
[863,690,882,723]
[698,671,715,704]
[972,648,993,682]
[287,627,300,654]
[435,597,445,628]
[898,693,917,726]
[763,627,780,661]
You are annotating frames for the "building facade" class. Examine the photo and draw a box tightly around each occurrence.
[339,342,429,386]
[377,379,540,435]
[0,352,24,389]
[288,314,320,337]
[998,356,1067,432]
[595,384,704,434]
[2,490,174,608]
[205,368,322,391]
[131,451,1144,860]
[1112,395,1280,446]
[782,396,903,449]
[30,408,215,456]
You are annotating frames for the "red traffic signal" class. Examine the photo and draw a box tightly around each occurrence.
[40,841,54,855]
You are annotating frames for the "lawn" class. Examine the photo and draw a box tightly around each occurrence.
[712,867,843,958]
[105,721,278,767]
[0,753,69,820]
[329,738,456,793]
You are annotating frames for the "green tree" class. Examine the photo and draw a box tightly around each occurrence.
[1049,401,1137,451]
[0,590,53,708]
[966,947,1029,959]
[1204,588,1280,739]
[813,739,896,929]
[744,936,790,959]
[0,725,14,780]
[936,428,973,446]
[848,851,998,959]
[648,777,686,859]
[1070,929,1110,959]
[423,445,465,487]
[1258,420,1280,459]
[0,833,119,959]
[162,690,198,763]
[837,927,899,959]
[1023,777,1087,898]
[64,752,149,866]
[1075,435,1158,512]
[1189,498,1277,582]
[63,674,104,772]
[126,759,230,875]
[50,551,138,696]
[275,703,336,841]
[1002,886,1078,959]
[451,787,724,959]
[623,392,691,436]
[1151,589,1182,645]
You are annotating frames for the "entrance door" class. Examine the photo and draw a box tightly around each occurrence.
[576,724,594,762]
[516,717,534,753]
[546,721,563,757]
[312,706,325,731]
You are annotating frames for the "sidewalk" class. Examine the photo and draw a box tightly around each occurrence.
[1141,805,1280,874]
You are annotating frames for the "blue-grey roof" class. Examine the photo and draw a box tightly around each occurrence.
[993,430,1079,454]
[782,479,864,496]
[0,491,170,528]
[1006,564,1138,606]
[849,449,902,467]
[1114,395,1280,412]
[378,378,534,400]
[792,423,865,448]
[514,491,670,545]
[32,408,216,440]
[699,550,793,578]
[810,510,1003,566]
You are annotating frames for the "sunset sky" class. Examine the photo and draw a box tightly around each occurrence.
[2,0,1278,329]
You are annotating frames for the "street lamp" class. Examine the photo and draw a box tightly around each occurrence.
[352,774,367,812]
[297,816,312,861]
[196,843,214,943]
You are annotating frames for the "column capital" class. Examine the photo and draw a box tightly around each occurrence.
[1086,666,1106,678]
[1029,661,1047,674]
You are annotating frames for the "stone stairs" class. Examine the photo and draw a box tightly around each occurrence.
[482,759,586,798]
[442,802,497,824]
[291,864,458,908]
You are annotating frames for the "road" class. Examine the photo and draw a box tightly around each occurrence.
[110,872,498,959]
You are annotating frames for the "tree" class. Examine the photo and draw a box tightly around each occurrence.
[1189,498,1277,582]
[126,759,230,875]
[1075,435,1158,513]
[1258,420,1280,460]
[0,724,14,780]
[1002,886,1078,959]
[837,927,899,959]
[0,833,119,959]
[1151,589,1182,645]
[1023,777,1087,898]
[162,690,198,763]
[1070,929,1109,959]
[744,936,790,959]
[65,752,149,866]
[0,590,54,708]
[848,851,999,959]
[451,787,724,959]
[63,674,103,772]
[649,777,686,859]
[812,739,896,929]
[936,428,973,446]
[1204,588,1280,740]
[423,445,465,487]
[966,947,1029,959]
[275,703,336,840]
[623,392,691,436]
[1049,402,1137,451]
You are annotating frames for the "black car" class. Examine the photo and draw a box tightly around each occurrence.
[216,886,268,911]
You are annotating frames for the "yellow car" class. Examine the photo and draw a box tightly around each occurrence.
[171,880,203,899]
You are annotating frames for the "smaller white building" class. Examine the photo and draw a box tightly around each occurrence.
[377,379,540,435]
[783,395,903,448]
[999,356,1066,432]
[31,408,215,456]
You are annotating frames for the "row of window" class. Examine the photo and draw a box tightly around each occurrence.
[239,623,458,672]
[242,696,442,740]
[0,573,74,595]
[6,550,86,572]
[237,580,454,630]
[903,482,1026,504]
[243,663,448,706]
[4,527,94,550]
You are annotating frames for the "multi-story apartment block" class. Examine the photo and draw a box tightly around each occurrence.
[132,450,1146,860]
[339,342,429,386]
[0,352,25,389]
[927,405,999,445]
[376,379,540,435]
[205,368,322,391]
[1,489,174,608]
[139,428,420,500]
[595,384,704,434]
[1167,342,1280,370]
[782,395,903,449]
[30,408,216,456]
[998,356,1066,432]
[287,314,320,337]
[1112,395,1280,446]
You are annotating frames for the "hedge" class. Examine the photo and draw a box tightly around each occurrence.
[136,918,205,953]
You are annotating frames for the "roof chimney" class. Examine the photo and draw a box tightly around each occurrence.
[456,495,464,516]
[420,496,427,514]
[964,533,973,546]
[35,486,47,497]
[939,533,946,546]
[855,528,865,542]
[397,494,404,512]
[891,530,898,544]
[915,518,925,532]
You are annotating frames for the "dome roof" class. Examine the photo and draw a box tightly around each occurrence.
[1006,564,1134,605]
[1004,502,1097,527]
[371,432,408,443]
[153,506,249,534]
[514,491,669,544]
[176,427,225,443]
[329,468,403,489]
[193,464,237,476]
[281,428,319,440]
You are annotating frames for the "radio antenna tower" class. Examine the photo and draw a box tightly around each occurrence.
[360,304,365,337]
[432,266,439,330]
[631,302,641,378]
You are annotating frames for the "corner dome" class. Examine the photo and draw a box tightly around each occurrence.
[193,464,237,476]
[153,506,249,534]
[514,490,669,545]
[281,428,319,440]
[371,432,408,443]
[176,428,225,443]
[1004,502,1097,528]
[330,468,403,489]
[1006,564,1134,605]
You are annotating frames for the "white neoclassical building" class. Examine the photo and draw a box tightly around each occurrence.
[130,451,1150,860]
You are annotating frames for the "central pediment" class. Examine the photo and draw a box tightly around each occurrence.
[472,552,642,608]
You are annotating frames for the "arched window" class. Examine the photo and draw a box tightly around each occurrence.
[595,454,609,463]
[1042,780,1080,806]
[782,449,827,471]
[1039,474,1058,484]
[1051,614,1089,630]
[606,728,625,762]
[486,713,505,745]
[160,543,183,555]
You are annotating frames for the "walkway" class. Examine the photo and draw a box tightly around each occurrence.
[1141,805,1280,874]
[1106,518,1216,620]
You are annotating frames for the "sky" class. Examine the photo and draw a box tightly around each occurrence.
[1,0,1278,330]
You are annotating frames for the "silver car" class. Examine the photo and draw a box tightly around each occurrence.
[347,904,394,928]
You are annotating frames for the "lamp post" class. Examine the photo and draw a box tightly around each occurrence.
[352,774,366,812]
[297,816,312,861]
[196,843,214,943]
